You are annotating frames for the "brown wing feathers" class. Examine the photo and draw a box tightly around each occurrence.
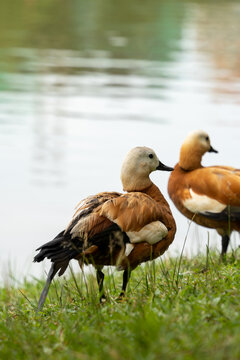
[100,192,165,232]
[187,167,240,206]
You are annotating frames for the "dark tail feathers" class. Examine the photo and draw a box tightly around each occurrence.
[34,230,79,277]
[34,231,81,312]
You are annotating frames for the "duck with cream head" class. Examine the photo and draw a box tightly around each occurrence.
[34,146,176,311]
[168,130,240,258]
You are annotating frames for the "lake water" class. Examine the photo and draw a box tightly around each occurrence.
[1,0,240,281]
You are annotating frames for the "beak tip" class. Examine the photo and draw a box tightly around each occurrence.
[156,162,174,172]
[209,146,218,154]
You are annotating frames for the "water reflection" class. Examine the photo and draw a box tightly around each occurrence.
[0,0,240,281]
[194,1,240,102]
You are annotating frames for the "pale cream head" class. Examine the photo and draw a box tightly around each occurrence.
[179,130,215,170]
[121,147,160,191]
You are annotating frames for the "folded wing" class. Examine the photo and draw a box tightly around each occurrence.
[100,192,165,232]
[183,166,240,220]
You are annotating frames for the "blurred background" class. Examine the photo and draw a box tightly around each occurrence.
[1,0,240,281]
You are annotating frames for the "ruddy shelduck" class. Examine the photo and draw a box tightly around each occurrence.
[168,130,240,257]
[34,147,176,311]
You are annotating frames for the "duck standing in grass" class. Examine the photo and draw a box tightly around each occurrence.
[168,130,240,258]
[34,146,176,311]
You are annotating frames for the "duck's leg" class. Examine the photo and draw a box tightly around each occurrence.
[119,268,131,298]
[221,234,230,259]
[96,268,106,302]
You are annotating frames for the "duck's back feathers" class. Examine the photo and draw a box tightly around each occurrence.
[100,192,165,232]
[67,192,121,238]
[34,192,125,272]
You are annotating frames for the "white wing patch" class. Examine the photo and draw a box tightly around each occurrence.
[126,221,168,245]
[184,189,226,214]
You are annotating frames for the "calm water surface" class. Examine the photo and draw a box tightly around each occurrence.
[1,0,240,281]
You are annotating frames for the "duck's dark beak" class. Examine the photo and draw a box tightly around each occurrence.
[208,145,218,153]
[156,161,174,171]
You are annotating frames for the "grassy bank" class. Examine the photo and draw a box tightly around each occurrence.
[0,251,240,360]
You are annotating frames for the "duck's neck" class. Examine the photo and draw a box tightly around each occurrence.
[179,144,203,171]
[122,175,152,192]
[142,183,168,206]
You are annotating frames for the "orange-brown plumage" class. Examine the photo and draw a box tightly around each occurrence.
[77,183,176,270]
[100,191,165,232]
[34,146,176,310]
[168,130,240,256]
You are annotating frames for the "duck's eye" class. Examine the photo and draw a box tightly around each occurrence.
[205,136,209,141]
[149,154,153,159]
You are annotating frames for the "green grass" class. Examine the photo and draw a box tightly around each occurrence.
[0,251,240,360]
